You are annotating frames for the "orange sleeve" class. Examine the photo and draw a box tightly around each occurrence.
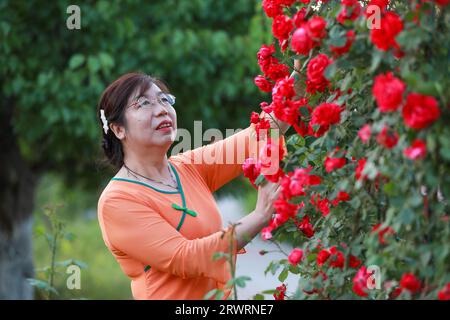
[101,192,237,284]
[171,124,261,193]
[171,121,287,193]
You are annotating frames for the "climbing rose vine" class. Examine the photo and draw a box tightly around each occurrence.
[246,0,449,300]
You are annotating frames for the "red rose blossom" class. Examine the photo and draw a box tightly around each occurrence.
[355,158,367,181]
[288,248,304,266]
[254,75,274,93]
[376,126,399,149]
[311,103,342,127]
[272,14,294,43]
[353,266,371,297]
[306,54,333,94]
[438,283,450,300]
[274,283,287,300]
[370,11,403,51]
[403,139,427,160]
[324,156,346,173]
[337,0,362,24]
[399,273,421,294]
[402,93,440,130]
[358,124,372,143]
[291,26,314,55]
[372,72,406,112]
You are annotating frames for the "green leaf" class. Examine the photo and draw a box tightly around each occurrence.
[278,268,288,282]
[235,275,251,288]
[324,62,337,80]
[68,54,85,69]
[87,56,100,73]
[27,278,59,295]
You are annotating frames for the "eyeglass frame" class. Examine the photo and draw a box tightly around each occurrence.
[127,92,176,110]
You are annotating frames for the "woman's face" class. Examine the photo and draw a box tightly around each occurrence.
[122,83,177,149]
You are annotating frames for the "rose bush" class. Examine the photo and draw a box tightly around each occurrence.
[248,0,449,300]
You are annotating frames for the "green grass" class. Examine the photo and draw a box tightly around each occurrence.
[33,214,132,299]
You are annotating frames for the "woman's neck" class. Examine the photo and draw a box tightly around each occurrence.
[122,149,171,180]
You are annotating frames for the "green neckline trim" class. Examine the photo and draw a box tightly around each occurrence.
[111,163,180,194]
[173,164,188,231]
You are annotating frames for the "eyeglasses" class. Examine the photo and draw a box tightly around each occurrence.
[127,93,176,110]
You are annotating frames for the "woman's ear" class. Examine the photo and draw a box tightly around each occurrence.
[110,122,126,140]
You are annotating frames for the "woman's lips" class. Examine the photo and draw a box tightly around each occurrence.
[157,126,172,133]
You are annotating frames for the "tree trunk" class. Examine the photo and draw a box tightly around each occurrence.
[0,102,37,299]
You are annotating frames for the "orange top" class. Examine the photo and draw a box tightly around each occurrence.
[97,122,285,300]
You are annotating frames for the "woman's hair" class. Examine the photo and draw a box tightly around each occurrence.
[97,72,171,169]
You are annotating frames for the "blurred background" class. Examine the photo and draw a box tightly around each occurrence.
[0,0,297,299]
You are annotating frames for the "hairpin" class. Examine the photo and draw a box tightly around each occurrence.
[100,109,109,134]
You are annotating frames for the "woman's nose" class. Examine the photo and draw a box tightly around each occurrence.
[155,104,169,116]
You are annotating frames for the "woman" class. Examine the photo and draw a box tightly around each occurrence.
[96,70,296,300]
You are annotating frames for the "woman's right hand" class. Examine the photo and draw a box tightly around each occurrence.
[254,180,281,223]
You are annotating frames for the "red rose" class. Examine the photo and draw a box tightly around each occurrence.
[370,11,403,51]
[272,15,294,42]
[243,157,260,185]
[274,283,287,300]
[349,255,362,268]
[372,72,406,112]
[274,198,299,220]
[358,124,372,143]
[311,194,330,216]
[257,43,276,63]
[254,75,273,93]
[291,26,314,55]
[399,273,421,294]
[355,158,367,181]
[332,191,351,206]
[306,54,333,93]
[352,266,371,297]
[272,76,296,101]
[288,248,304,266]
[328,246,345,268]
[376,126,398,149]
[261,226,274,240]
[266,63,290,81]
[311,103,342,127]
[257,44,277,75]
[438,283,450,300]
[288,167,321,197]
[330,30,356,56]
[262,0,283,18]
[317,249,331,266]
[324,156,346,173]
[403,139,427,160]
[402,93,440,130]
[337,0,362,24]
[295,215,315,238]
[307,16,327,41]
